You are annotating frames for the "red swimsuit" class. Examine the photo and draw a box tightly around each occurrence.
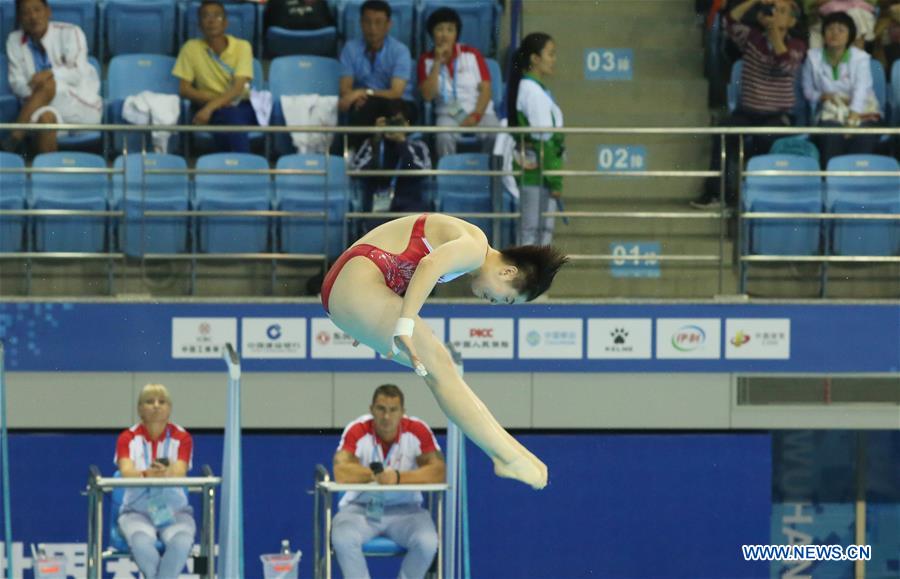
[321,214,434,314]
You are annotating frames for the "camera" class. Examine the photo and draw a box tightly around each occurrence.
[386,116,406,127]
[758,4,774,16]
[369,461,384,474]
[155,458,170,467]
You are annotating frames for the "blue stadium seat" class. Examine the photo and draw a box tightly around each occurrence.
[181,1,259,54]
[870,59,887,115]
[418,0,499,57]
[441,184,518,247]
[31,152,109,253]
[728,59,807,125]
[402,54,417,107]
[269,56,341,155]
[106,54,181,155]
[269,55,341,96]
[741,154,823,257]
[439,191,492,238]
[436,153,493,236]
[187,58,265,155]
[56,56,103,152]
[103,0,178,58]
[891,60,900,125]
[362,536,406,557]
[0,0,15,55]
[274,154,348,260]
[825,155,900,256]
[340,0,415,52]
[266,25,337,58]
[0,152,27,252]
[112,154,190,257]
[194,153,271,253]
[486,57,503,115]
[0,55,20,135]
[436,153,491,197]
[51,0,97,56]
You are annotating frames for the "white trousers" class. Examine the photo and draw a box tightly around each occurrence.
[332,503,438,579]
[519,184,557,246]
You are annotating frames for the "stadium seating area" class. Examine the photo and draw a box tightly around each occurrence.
[0,0,500,62]
[0,0,897,299]
[741,153,900,290]
[0,150,504,262]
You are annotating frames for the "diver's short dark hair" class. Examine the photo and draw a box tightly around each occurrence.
[372,384,404,407]
[500,245,568,301]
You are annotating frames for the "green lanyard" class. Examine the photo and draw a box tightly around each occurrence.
[829,49,850,81]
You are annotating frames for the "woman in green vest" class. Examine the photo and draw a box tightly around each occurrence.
[506,32,565,246]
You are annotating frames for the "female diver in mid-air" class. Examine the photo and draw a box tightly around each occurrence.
[321,213,567,489]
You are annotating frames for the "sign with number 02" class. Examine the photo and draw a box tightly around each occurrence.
[597,145,647,172]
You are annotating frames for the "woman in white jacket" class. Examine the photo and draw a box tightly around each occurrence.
[802,11,882,165]
[3,0,101,154]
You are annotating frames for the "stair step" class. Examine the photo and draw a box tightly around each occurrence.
[557,231,732,254]
[552,261,738,299]
[556,79,709,114]
[558,111,712,127]
[525,0,698,23]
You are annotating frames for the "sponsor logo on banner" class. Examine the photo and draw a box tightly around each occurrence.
[725,319,791,359]
[518,319,583,359]
[172,317,237,358]
[310,318,375,359]
[656,319,721,359]
[449,319,514,359]
[587,318,652,359]
[242,318,306,359]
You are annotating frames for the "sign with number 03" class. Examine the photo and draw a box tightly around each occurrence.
[610,242,661,278]
[584,48,634,80]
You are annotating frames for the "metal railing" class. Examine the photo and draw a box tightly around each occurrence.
[84,464,221,579]
[0,122,897,297]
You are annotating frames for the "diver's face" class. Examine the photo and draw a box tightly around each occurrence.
[470,271,527,305]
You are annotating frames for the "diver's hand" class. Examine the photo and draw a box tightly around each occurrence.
[390,318,427,376]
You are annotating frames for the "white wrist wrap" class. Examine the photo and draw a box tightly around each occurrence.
[393,317,415,338]
[392,318,428,377]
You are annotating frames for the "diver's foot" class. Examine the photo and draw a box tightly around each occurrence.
[493,454,548,490]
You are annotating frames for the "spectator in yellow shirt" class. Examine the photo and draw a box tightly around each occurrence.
[172,0,257,152]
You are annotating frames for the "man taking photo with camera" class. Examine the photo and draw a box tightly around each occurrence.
[350,100,433,235]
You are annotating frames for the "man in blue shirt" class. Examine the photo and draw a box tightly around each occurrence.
[339,0,415,144]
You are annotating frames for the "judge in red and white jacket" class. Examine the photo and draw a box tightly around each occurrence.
[4,0,101,154]
[115,384,195,579]
[332,384,446,579]
[418,7,498,159]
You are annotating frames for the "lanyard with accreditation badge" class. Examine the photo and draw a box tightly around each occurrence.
[366,437,399,521]
[142,427,178,526]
